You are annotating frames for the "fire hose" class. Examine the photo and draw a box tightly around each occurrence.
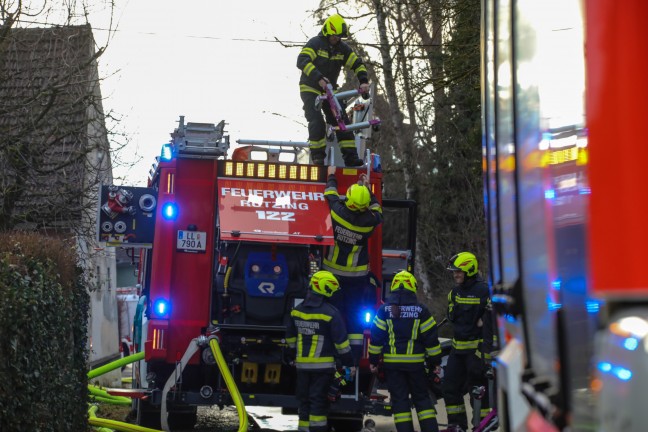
[159,336,248,432]
[87,351,162,432]
[209,337,249,432]
[88,404,160,432]
[87,336,248,431]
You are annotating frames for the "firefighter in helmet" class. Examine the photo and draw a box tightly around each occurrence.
[324,165,383,361]
[285,270,355,432]
[297,14,370,167]
[443,252,492,431]
[368,270,443,432]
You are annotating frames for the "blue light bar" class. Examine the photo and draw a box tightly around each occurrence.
[162,202,178,220]
[160,144,174,162]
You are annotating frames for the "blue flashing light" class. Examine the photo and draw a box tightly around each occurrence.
[547,300,562,311]
[544,189,556,200]
[162,202,178,220]
[623,337,639,351]
[586,300,601,314]
[597,361,633,381]
[614,366,633,381]
[551,279,562,291]
[153,298,170,318]
[491,295,507,304]
[160,144,174,162]
[505,314,517,323]
[597,362,612,373]
[579,187,591,195]
[364,311,373,324]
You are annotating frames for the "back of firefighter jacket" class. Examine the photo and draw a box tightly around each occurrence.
[286,295,353,371]
[368,291,442,369]
[323,174,383,278]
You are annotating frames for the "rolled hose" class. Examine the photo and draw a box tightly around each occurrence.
[209,338,248,432]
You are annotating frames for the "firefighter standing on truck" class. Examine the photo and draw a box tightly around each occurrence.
[324,165,382,361]
[368,270,443,432]
[443,252,492,431]
[297,14,369,167]
[285,270,355,432]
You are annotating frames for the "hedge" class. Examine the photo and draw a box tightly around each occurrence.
[0,233,89,431]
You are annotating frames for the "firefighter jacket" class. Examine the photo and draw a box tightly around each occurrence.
[368,290,442,369]
[447,276,491,354]
[286,293,354,371]
[323,174,383,278]
[297,34,369,95]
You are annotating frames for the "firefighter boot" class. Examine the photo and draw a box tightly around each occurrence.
[310,148,326,166]
[341,148,364,167]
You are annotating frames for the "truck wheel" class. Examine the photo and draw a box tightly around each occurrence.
[136,399,161,429]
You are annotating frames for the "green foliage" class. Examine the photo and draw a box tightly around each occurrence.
[0,233,89,431]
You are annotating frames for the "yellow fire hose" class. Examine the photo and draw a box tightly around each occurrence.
[87,351,164,432]
[88,405,161,432]
[87,337,248,432]
[89,385,132,405]
[209,337,249,432]
[88,351,145,380]
[159,336,248,432]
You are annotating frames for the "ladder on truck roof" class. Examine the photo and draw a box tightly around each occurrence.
[170,115,230,158]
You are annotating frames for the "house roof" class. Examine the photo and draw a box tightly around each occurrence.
[0,25,111,232]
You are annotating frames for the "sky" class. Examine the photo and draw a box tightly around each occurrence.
[91,0,323,184]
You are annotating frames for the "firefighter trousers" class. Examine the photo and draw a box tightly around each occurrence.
[300,91,357,157]
[296,370,334,432]
[385,366,439,432]
[442,350,489,429]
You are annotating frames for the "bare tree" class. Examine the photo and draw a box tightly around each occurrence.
[314,0,485,311]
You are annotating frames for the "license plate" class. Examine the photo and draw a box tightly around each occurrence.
[176,230,207,252]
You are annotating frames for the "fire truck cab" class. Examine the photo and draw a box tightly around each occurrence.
[99,116,413,430]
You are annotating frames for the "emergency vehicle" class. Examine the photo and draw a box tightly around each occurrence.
[482,0,648,431]
[98,107,415,430]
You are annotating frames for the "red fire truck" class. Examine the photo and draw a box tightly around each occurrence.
[99,116,416,430]
[482,0,648,431]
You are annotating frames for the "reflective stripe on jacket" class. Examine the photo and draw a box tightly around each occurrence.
[323,174,382,277]
[286,294,354,371]
[368,290,441,368]
[447,276,490,353]
[297,34,368,91]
